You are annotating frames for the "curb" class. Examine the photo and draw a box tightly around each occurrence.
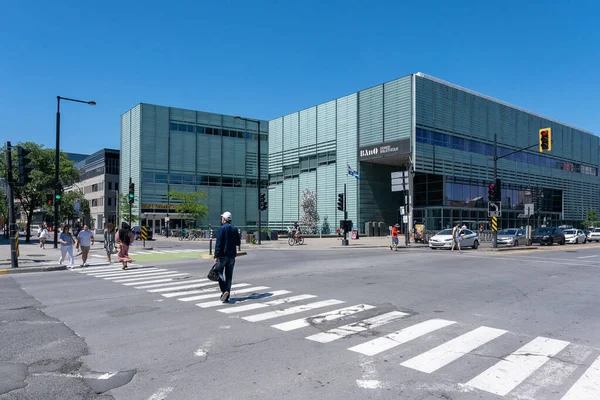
[480,246,539,252]
[199,251,248,260]
[0,265,67,275]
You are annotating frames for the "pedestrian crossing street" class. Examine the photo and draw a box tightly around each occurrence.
[71,264,600,399]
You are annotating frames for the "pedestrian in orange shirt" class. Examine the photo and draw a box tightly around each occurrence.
[390,224,400,251]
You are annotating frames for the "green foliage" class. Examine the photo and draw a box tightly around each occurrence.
[44,189,91,224]
[0,186,7,228]
[168,190,209,227]
[118,194,140,225]
[0,142,80,242]
[582,210,598,228]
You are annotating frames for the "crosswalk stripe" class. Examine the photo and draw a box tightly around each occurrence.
[103,270,170,280]
[132,251,154,255]
[162,282,241,298]
[242,299,345,323]
[307,311,409,344]
[272,304,376,332]
[76,266,127,273]
[198,290,296,309]
[91,254,105,258]
[166,283,250,299]
[134,279,209,289]
[348,319,456,356]
[215,292,307,313]
[465,336,570,396]
[123,278,177,286]
[178,286,270,302]
[400,326,508,373]
[113,273,188,283]
[147,281,218,293]
[561,355,600,400]
[90,268,162,277]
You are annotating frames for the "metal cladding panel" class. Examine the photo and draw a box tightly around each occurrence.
[283,113,299,152]
[139,104,169,171]
[416,76,435,128]
[299,107,317,148]
[299,170,317,199]
[269,118,283,154]
[572,128,582,162]
[453,89,471,136]
[120,111,131,198]
[433,82,453,132]
[222,138,246,176]
[336,93,358,223]
[501,106,516,148]
[267,184,283,228]
[169,134,184,171]
[182,132,196,172]
[197,111,212,126]
[222,187,245,224]
[207,135,222,174]
[516,110,529,148]
[207,187,222,225]
[130,105,142,213]
[283,178,299,223]
[470,95,487,141]
[317,100,336,144]
[317,163,337,232]
[487,100,502,143]
[358,84,383,146]
[196,135,211,173]
[384,76,412,142]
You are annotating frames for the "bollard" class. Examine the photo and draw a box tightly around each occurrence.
[208,224,213,255]
[238,229,241,251]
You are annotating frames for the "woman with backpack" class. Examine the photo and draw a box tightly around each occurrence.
[104,223,116,263]
[115,222,135,269]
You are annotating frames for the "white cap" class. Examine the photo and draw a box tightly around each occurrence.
[221,211,232,221]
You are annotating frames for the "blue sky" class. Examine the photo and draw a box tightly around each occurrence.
[1,0,598,154]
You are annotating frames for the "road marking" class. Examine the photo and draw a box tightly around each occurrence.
[577,255,599,259]
[561,355,600,399]
[148,386,173,400]
[91,268,162,277]
[77,266,125,273]
[162,283,247,298]
[147,281,218,293]
[134,279,209,289]
[272,304,376,331]
[465,336,570,396]
[113,273,188,283]
[103,271,175,280]
[178,286,269,302]
[356,380,385,389]
[196,291,298,309]
[306,311,409,344]
[400,326,507,373]
[131,251,154,255]
[91,254,105,258]
[210,291,302,311]
[242,299,345,322]
[348,318,456,356]
[124,278,176,286]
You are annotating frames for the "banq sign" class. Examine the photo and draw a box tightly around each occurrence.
[359,139,408,159]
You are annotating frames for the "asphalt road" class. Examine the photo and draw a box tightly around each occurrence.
[2,243,600,399]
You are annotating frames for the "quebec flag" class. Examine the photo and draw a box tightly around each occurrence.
[347,164,360,180]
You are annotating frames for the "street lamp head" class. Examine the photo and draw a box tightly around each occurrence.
[87,101,96,106]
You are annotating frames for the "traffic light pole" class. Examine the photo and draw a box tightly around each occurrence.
[342,183,348,246]
[5,142,18,268]
[54,100,61,248]
[257,120,262,245]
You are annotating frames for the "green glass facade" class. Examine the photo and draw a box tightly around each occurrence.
[120,103,268,232]
[268,73,600,232]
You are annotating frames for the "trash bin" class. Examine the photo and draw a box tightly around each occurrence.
[270,231,278,240]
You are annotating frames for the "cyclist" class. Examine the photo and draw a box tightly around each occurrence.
[293,222,302,239]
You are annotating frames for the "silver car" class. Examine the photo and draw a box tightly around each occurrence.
[429,229,480,250]
[497,228,526,247]
[563,229,587,244]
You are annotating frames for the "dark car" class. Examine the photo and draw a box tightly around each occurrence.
[531,227,565,246]
[132,226,153,240]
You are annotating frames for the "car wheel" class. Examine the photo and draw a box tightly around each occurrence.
[472,240,479,250]
[576,238,579,244]
[584,238,587,244]
[514,240,518,247]
[560,239,565,245]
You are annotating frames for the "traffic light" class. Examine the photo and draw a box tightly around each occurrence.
[337,193,344,211]
[54,183,63,201]
[539,128,551,152]
[494,178,502,202]
[17,146,33,186]
[488,184,495,201]
[46,193,53,206]
[129,183,135,204]
[259,193,268,211]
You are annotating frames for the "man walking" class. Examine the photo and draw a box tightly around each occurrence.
[76,225,95,267]
[390,224,399,251]
[451,222,462,253]
[214,211,241,303]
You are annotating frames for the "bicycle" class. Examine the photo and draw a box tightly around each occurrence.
[288,231,304,246]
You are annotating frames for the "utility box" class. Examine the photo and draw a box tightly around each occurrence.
[365,222,373,236]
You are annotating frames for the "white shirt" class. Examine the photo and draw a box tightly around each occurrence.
[39,229,48,239]
[77,230,94,246]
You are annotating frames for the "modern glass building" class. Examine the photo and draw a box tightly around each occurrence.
[120,103,268,233]
[267,73,600,232]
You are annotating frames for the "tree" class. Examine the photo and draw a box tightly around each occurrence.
[0,142,80,243]
[582,210,598,228]
[321,216,331,235]
[299,189,319,234]
[0,186,8,236]
[44,189,91,226]
[168,190,208,227]
[118,194,140,225]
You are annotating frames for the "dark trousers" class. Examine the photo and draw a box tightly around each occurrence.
[217,256,235,293]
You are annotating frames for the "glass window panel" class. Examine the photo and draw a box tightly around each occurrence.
[451,136,465,150]
[222,129,230,137]
[197,126,204,134]
[209,176,221,186]
[432,132,443,146]
[170,122,178,131]
[183,175,195,185]
[222,177,233,187]
[142,172,154,183]
[155,174,168,184]
[205,127,213,135]
[178,124,187,132]
[187,125,195,133]
[485,144,494,157]
[214,128,221,136]
[237,131,244,139]
[170,174,182,184]
[469,140,478,153]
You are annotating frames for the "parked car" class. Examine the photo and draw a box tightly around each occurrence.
[496,228,526,247]
[563,229,587,244]
[429,228,479,250]
[588,228,600,242]
[531,227,565,246]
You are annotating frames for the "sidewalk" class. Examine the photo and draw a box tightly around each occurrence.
[241,236,429,250]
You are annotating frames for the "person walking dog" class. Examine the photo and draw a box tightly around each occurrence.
[213,211,241,303]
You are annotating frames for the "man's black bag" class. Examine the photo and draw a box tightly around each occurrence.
[207,263,219,282]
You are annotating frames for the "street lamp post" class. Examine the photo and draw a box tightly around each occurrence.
[235,116,262,244]
[54,96,96,248]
